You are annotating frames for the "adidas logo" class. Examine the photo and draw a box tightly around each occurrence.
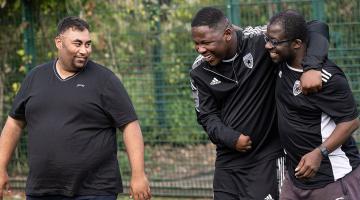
[321,69,332,83]
[264,194,274,200]
[210,77,221,85]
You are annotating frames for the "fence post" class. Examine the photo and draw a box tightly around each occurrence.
[21,0,36,70]
[312,0,325,21]
[272,0,281,13]
[152,1,167,130]
[226,0,240,26]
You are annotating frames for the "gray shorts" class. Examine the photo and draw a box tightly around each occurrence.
[280,165,360,200]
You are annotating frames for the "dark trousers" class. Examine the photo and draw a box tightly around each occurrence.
[26,195,117,200]
[213,157,284,200]
[280,165,360,200]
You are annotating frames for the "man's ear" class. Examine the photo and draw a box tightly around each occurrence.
[293,39,303,49]
[55,36,62,49]
[224,28,232,42]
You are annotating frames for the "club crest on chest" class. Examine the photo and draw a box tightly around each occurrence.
[293,80,302,96]
[243,53,253,69]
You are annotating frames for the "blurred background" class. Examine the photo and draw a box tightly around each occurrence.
[0,0,359,199]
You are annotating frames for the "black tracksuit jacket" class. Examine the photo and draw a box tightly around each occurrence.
[190,21,329,168]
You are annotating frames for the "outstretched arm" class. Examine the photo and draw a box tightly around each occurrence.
[122,120,151,200]
[0,117,25,200]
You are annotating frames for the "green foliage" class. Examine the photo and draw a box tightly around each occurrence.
[1,0,360,182]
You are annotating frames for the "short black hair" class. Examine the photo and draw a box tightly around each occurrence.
[269,10,307,42]
[191,7,228,29]
[57,16,90,35]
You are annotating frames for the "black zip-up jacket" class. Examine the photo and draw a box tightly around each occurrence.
[190,21,329,168]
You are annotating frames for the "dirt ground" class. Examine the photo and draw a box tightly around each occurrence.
[3,193,211,200]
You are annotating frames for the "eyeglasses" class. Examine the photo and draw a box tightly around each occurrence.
[264,34,292,47]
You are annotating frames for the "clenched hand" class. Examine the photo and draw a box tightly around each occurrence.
[235,134,252,152]
[300,69,322,95]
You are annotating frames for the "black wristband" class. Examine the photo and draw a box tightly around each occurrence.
[318,145,329,158]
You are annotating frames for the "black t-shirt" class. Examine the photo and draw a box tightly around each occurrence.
[276,60,360,189]
[10,59,137,196]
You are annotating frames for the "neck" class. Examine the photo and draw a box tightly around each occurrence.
[289,45,306,69]
[225,31,238,59]
[56,59,77,79]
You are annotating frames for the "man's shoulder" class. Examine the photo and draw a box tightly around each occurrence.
[191,55,205,69]
[321,60,345,83]
[241,25,267,39]
[27,60,54,76]
[190,55,210,82]
[86,60,115,75]
[190,55,206,77]
[87,60,108,70]
[37,60,54,68]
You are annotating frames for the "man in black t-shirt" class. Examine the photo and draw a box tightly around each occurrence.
[0,17,151,200]
[265,10,360,200]
[190,7,330,200]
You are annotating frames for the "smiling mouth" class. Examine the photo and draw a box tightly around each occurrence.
[270,52,278,57]
[203,54,213,62]
[76,57,87,61]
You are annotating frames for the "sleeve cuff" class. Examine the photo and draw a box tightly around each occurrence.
[222,127,242,150]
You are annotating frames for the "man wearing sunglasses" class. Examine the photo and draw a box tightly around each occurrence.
[190,7,329,200]
[266,10,360,200]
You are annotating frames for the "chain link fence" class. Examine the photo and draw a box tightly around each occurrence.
[0,0,359,198]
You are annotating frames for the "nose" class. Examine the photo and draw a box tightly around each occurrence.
[265,41,274,50]
[195,44,207,54]
[79,45,89,55]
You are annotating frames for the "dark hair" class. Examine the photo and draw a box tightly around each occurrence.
[57,16,90,35]
[191,7,228,29]
[269,10,307,42]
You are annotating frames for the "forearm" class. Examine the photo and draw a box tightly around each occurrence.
[123,120,146,176]
[302,35,329,70]
[321,118,360,153]
[303,20,329,71]
[191,77,240,149]
[0,117,24,171]
[300,23,330,94]
[199,114,240,149]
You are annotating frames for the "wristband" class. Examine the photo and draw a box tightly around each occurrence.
[318,145,329,158]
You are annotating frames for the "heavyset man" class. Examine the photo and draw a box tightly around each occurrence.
[0,17,151,200]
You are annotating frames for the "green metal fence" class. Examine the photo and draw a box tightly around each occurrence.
[0,0,359,198]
